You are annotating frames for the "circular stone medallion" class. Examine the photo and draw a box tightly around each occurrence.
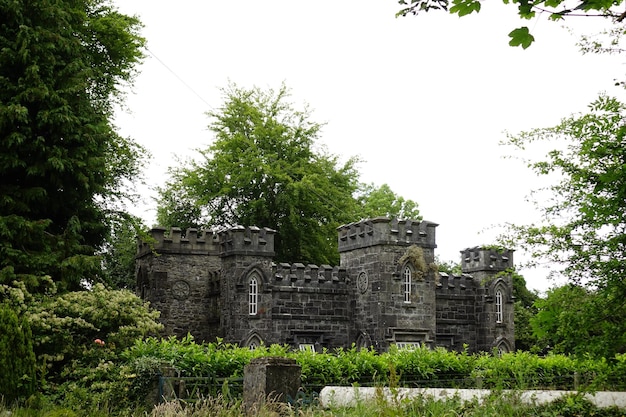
[357,271,369,294]
[172,280,190,300]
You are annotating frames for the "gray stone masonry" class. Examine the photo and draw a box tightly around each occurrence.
[243,357,301,412]
[136,217,514,352]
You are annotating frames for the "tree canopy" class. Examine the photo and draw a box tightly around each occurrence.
[156,83,421,265]
[397,0,625,48]
[356,183,422,220]
[501,95,626,357]
[0,0,147,293]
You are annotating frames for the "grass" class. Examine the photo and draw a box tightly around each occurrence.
[3,391,626,417]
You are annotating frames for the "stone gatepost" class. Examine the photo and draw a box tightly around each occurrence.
[243,357,301,412]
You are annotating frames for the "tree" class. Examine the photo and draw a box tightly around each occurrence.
[99,214,147,290]
[510,271,539,351]
[157,83,361,265]
[356,183,421,220]
[156,84,425,265]
[530,284,626,356]
[397,0,625,48]
[0,304,36,404]
[0,0,147,293]
[501,94,626,357]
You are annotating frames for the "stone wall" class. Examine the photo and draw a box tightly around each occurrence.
[435,274,480,351]
[136,218,515,352]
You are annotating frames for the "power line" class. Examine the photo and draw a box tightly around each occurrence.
[145,47,212,108]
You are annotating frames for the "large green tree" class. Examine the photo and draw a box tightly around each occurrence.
[501,95,626,357]
[0,0,147,293]
[530,284,626,357]
[157,83,362,265]
[156,84,422,265]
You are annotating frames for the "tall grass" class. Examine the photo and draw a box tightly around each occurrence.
[3,393,625,417]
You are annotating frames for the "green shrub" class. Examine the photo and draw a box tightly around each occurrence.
[27,284,163,383]
[0,303,36,404]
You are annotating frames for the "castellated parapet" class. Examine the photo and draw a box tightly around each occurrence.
[272,263,347,285]
[219,225,276,257]
[137,227,221,257]
[136,218,514,353]
[461,246,514,274]
[338,217,438,252]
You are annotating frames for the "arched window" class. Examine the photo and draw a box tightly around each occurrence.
[249,274,258,315]
[403,265,412,303]
[245,333,263,349]
[495,289,503,323]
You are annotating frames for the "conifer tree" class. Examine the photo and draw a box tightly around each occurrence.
[0,304,36,404]
[0,0,146,292]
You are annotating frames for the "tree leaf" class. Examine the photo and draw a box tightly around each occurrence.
[508,26,535,48]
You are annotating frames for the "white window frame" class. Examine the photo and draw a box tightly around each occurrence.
[403,265,412,303]
[395,342,420,350]
[495,289,503,323]
[249,274,258,315]
[299,343,315,352]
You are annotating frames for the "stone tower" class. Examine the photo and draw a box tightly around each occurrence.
[461,247,515,352]
[337,217,439,351]
[135,227,222,341]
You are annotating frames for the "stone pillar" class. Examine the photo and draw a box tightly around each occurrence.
[243,357,301,412]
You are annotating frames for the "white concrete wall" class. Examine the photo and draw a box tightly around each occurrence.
[319,386,626,409]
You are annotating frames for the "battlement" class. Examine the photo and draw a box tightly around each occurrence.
[338,217,438,252]
[272,263,347,285]
[460,247,514,273]
[219,225,276,257]
[435,273,478,296]
[137,227,221,257]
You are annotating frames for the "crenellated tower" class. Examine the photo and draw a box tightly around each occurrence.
[217,225,276,346]
[461,247,515,352]
[136,227,222,341]
[338,217,439,350]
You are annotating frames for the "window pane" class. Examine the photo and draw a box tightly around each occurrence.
[495,290,503,323]
[403,266,411,303]
[249,276,258,315]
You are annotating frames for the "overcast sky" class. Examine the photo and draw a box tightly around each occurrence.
[113,1,625,292]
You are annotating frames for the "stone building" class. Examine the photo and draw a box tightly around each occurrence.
[136,217,515,353]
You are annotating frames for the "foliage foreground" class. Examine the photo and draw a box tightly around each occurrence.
[3,335,625,416]
[3,391,626,417]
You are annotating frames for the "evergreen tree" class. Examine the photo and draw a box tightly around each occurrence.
[0,304,36,404]
[0,0,146,293]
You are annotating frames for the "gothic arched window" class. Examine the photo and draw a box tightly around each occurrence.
[249,274,258,315]
[403,265,412,303]
[495,289,503,323]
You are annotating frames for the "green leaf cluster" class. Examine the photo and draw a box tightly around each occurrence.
[398,0,624,48]
[356,183,422,221]
[530,284,626,358]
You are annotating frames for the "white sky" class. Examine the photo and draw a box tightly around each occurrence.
[113,0,625,293]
